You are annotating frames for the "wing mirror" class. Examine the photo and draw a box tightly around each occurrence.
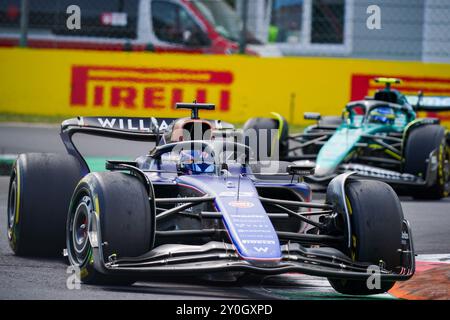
[287,163,315,176]
[304,112,321,121]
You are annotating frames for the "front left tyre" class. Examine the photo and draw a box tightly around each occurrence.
[66,172,155,285]
[7,153,84,256]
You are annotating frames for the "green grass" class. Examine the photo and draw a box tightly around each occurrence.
[0,156,128,176]
[0,112,70,124]
[233,122,305,133]
[286,124,306,133]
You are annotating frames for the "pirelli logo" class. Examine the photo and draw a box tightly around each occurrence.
[351,74,450,120]
[70,66,233,111]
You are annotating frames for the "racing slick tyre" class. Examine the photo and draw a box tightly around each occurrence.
[328,180,403,295]
[404,124,449,199]
[66,172,155,285]
[7,153,84,256]
[243,117,289,160]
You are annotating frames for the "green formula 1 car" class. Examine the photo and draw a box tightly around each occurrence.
[244,78,450,199]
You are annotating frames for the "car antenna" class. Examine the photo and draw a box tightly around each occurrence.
[236,164,245,201]
[151,117,160,144]
[415,91,424,111]
[192,100,198,119]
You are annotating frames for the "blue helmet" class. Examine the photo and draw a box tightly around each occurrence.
[369,107,395,124]
[179,150,215,174]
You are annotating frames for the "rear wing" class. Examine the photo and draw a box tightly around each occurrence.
[60,116,177,175]
[406,95,450,112]
[61,116,177,136]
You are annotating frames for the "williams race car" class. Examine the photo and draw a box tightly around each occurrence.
[245,78,450,199]
[7,103,414,295]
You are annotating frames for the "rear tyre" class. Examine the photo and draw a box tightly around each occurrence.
[66,172,155,285]
[404,124,449,199]
[7,153,84,256]
[243,117,289,160]
[328,180,403,295]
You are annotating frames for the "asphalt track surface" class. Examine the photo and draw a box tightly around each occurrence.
[0,123,449,300]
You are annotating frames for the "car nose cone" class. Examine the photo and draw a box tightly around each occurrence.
[314,164,335,177]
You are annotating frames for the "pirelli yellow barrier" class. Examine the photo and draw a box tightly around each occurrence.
[1,48,450,125]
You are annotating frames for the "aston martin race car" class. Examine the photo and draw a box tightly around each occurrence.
[245,78,450,199]
[7,103,414,295]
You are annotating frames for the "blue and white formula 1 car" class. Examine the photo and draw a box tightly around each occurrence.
[7,103,414,295]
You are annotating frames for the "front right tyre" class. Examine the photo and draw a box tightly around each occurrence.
[328,180,404,295]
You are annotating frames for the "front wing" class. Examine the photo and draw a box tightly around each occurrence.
[88,215,415,281]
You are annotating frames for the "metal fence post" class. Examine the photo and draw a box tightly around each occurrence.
[19,0,29,47]
[290,93,296,123]
[239,0,248,54]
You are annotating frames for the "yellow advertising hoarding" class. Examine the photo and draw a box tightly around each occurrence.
[1,48,450,125]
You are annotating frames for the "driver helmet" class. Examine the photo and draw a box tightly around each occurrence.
[369,107,395,124]
[179,150,215,174]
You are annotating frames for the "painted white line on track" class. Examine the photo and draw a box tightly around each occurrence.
[0,122,59,128]
[416,254,450,263]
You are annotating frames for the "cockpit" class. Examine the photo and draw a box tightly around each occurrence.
[177,149,216,175]
[139,102,248,175]
[343,101,413,129]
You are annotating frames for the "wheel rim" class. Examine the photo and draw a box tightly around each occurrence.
[70,195,92,265]
[444,145,450,183]
[7,179,17,240]
[443,145,450,195]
